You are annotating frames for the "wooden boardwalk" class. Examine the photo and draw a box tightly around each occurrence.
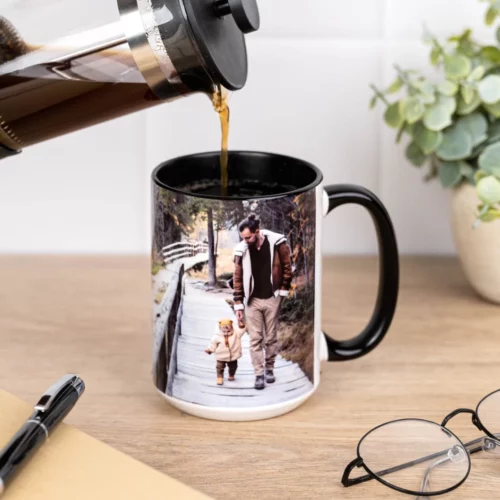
[172,280,314,408]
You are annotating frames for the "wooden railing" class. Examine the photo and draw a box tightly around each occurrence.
[162,241,209,265]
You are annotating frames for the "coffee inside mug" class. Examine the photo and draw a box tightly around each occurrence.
[153,151,323,199]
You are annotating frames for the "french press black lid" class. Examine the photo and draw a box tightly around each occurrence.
[182,0,260,90]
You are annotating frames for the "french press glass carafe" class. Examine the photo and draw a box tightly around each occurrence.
[0,0,260,158]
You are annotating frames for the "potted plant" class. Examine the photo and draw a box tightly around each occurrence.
[371,0,500,303]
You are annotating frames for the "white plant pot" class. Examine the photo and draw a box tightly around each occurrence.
[451,183,500,304]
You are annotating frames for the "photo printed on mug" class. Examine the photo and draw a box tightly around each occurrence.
[152,185,317,408]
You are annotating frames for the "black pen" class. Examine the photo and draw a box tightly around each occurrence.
[0,374,85,496]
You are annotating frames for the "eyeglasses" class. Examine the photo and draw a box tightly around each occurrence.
[342,389,500,497]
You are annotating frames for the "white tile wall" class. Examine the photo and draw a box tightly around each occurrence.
[0,0,491,254]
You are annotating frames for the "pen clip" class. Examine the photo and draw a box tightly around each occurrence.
[34,374,80,412]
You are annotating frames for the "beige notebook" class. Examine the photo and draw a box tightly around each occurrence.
[0,390,212,500]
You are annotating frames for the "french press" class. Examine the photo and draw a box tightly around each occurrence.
[0,0,260,159]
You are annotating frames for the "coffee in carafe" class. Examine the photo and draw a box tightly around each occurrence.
[0,0,260,160]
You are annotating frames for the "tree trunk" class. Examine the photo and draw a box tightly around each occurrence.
[215,229,219,268]
[207,208,217,286]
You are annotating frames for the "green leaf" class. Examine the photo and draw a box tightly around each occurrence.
[460,162,476,184]
[457,92,482,115]
[478,75,500,104]
[423,107,453,131]
[481,46,500,63]
[413,122,443,154]
[461,84,476,105]
[477,175,500,204]
[406,142,427,167]
[488,120,500,143]
[438,95,457,114]
[415,80,434,95]
[439,161,464,187]
[430,47,441,66]
[420,92,436,105]
[478,206,500,222]
[436,125,473,161]
[456,112,489,146]
[437,81,459,96]
[486,6,498,25]
[479,142,500,175]
[402,97,426,124]
[384,102,404,129]
[396,122,406,143]
[448,28,472,43]
[497,26,500,45]
[444,54,472,80]
[475,170,489,184]
[469,66,486,81]
[485,100,500,117]
[422,95,456,131]
[404,122,416,137]
[386,77,404,94]
[370,95,378,109]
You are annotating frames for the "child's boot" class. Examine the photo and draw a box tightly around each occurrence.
[217,376,224,386]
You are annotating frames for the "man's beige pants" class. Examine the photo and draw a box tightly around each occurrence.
[245,296,281,377]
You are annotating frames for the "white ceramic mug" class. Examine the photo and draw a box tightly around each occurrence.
[151,151,399,421]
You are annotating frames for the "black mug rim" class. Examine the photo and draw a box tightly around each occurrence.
[151,150,324,201]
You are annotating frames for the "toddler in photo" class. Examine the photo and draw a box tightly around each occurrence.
[205,318,246,386]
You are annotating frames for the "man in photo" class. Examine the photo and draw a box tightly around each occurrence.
[233,215,292,390]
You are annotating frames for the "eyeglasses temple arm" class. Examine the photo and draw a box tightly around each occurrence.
[342,434,496,488]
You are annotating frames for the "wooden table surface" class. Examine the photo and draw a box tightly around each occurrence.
[1,256,500,499]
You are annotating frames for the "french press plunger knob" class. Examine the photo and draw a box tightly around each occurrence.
[214,0,260,34]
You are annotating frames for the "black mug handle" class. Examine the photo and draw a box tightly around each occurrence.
[324,185,399,362]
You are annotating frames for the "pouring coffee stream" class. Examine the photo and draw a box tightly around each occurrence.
[0,0,260,168]
[212,85,231,196]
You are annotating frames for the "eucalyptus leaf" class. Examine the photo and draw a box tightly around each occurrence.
[475,170,489,184]
[444,54,472,80]
[403,97,426,124]
[438,95,457,114]
[420,92,436,104]
[485,100,500,117]
[486,6,498,26]
[456,112,489,146]
[487,120,500,143]
[437,81,459,96]
[477,175,500,204]
[430,47,440,66]
[384,102,404,129]
[460,162,476,184]
[406,142,427,167]
[396,122,406,143]
[436,125,473,161]
[468,65,486,81]
[479,206,500,222]
[386,77,404,94]
[461,84,476,105]
[413,122,443,154]
[424,106,453,131]
[449,28,472,43]
[416,81,435,96]
[457,92,482,115]
[481,46,500,63]
[479,142,500,175]
[439,161,464,187]
[478,75,500,103]
[404,122,416,137]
